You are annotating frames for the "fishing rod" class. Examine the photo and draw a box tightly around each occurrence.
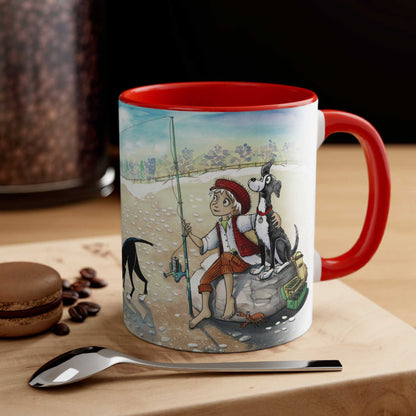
[163,116,193,317]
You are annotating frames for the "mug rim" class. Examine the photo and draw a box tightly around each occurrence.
[119,81,318,112]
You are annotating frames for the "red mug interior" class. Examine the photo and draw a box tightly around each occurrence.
[119,81,318,112]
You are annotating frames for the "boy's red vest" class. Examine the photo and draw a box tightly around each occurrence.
[216,216,259,257]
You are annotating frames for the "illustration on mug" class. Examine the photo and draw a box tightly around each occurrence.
[119,105,313,352]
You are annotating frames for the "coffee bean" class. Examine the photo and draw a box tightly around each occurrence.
[53,322,70,336]
[69,304,88,322]
[75,303,89,318]
[80,267,96,280]
[71,281,86,290]
[62,279,71,291]
[77,278,91,287]
[90,277,108,288]
[77,301,100,316]
[76,286,91,298]
[63,290,79,306]
[71,282,91,298]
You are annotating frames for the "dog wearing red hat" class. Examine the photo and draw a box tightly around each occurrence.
[185,178,279,328]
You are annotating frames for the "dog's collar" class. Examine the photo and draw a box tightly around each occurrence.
[257,207,272,216]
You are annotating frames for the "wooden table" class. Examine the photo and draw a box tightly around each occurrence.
[0,144,415,415]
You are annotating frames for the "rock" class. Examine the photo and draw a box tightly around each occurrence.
[239,335,252,342]
[191,254,298,322]
[205,346,219,352]
[188,343,198,348]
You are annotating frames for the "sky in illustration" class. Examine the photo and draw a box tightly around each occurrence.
[119,101,316,165]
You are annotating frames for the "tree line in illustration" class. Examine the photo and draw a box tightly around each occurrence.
[121,140,291,181]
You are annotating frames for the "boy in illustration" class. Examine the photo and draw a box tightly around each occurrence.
[184,178,279,329]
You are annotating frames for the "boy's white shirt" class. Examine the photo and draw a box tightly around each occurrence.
[200,214,259,265]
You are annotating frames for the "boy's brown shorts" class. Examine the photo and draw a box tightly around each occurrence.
[198,252,250,293]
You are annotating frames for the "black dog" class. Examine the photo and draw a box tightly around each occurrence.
[122,237,153,299]
[248,161,299,280]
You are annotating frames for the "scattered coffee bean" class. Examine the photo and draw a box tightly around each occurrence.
[62,279,71,291]
[69,304,88,322]
[90,277,108,288]
[75,303,89,318]
[71,281,85,290]
[77,278,91,287]
[53,322,70,336]
[80,267,97,280]
[77,301,101,316]
[59,267,106,331]
[63,290,79,306]
[76,286,91,298]
[71,282,91,298]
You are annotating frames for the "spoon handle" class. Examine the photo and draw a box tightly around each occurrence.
[126,355,342,373]
[108,348,342,373]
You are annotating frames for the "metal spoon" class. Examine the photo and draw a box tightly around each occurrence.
[29,346,342,388]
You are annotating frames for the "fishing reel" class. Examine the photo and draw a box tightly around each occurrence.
[163,257,186,283]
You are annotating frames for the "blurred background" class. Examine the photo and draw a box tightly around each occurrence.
[1,0,414,207]
[109,0,415,144]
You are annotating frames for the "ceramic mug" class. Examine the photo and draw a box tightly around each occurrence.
[119,82,390,353]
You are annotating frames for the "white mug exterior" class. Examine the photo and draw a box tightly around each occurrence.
[119,100,322,352]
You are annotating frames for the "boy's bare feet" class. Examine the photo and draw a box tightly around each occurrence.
[189,309,211,329]
[222,296,235,319]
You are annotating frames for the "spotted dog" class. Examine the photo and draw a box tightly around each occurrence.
[248,161,298,280]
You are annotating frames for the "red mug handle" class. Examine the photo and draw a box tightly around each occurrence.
[317,110,391,281]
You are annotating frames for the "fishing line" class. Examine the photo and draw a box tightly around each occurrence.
[168,118,189,261]
[164,117,194,315]
[167,121,201,267]
[168,123,203,257]
[120,115,172,134]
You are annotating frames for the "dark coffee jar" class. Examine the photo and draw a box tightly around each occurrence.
[0,0,114,208]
